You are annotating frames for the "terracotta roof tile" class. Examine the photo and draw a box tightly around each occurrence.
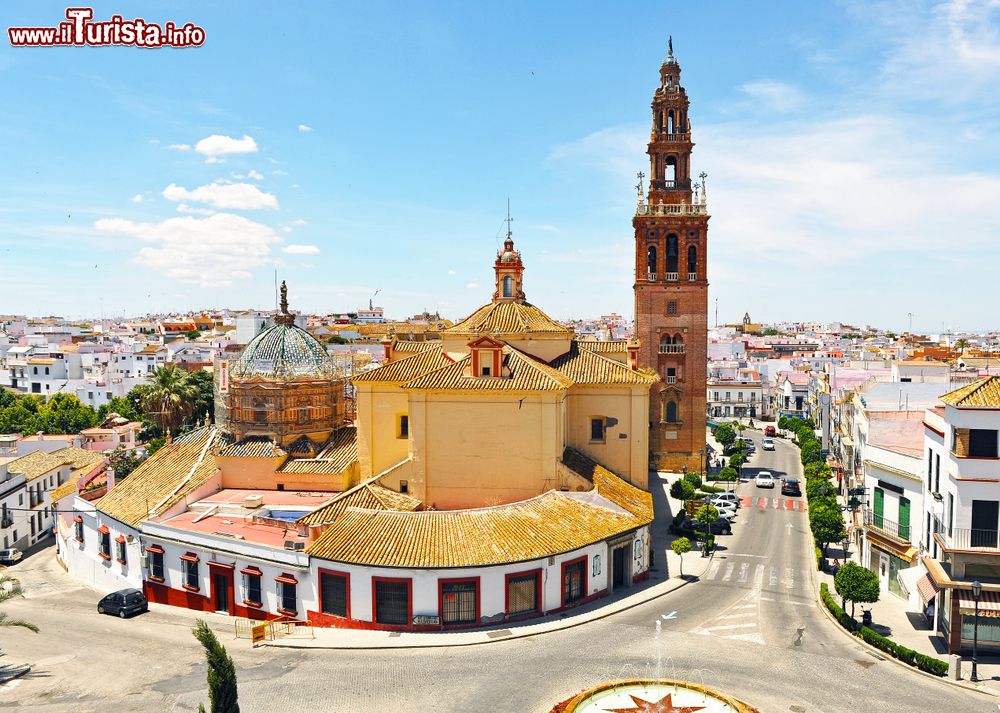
[578,340,629,353]
[297,474,421,526]
[6,447,103,482]
[403,346,572,391]
[940,376,1000,408]
[550,342,655,385]
[352,344,448,383]
[445,301,572,336]
[278,427,357,475]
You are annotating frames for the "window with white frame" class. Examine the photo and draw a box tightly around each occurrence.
[276,576,297,613]
[241,569,263,605]
[182,555,200,590]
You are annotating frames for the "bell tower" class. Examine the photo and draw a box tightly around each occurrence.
[633,37,709,473]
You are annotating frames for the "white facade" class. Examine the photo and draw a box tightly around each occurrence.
[707,382,763,419]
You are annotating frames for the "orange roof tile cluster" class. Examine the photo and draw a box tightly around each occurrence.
[550,342,655,386]
[6,447,104,482]
[577,340,629,354]
[352,344,449,383]
[940,376,1000,408]
[296,474,421,526]
[445,300,572,336]
[403,347,573,392]
[278,426,357,475]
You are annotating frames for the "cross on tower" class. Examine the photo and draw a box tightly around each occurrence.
[636,171,645,196]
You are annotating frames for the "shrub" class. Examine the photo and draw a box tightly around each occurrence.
[699,483,724,494]
[820,583,859,632]
[716,466,738,481]
[683,472,702,489]
[815,546,824,571]
[669,479,696,501]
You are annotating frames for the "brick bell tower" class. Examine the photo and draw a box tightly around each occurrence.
[633,37,709,473]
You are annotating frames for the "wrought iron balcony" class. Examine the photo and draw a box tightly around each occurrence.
[934,522,1000,551]
[658,344,686,354]
[666,376,677,384]
[654,131,691,142]
[651,179,692,191]
[863,508,911,542]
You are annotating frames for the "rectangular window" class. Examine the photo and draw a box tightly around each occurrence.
[276,577,297,614]
[481,366,491,377]
[969,429,999,458]
[374,579,410,626]
[935,454,940,492]
[948,493,954,537]
[506,571,540,617]
[898,496,910,540]
[971,500,999,549]
[927,448,933,490]
[320,571,348,617]
[399,480,409,494]
[873,488,884,529]
[182,556,200,590]
[74,518,84,542]
[116,538,127,565]
[440,580,478,625]
[562,558,586,606]
[241,569,262,605]
[98,530,111,560]
[148,549,164,581]
[397,415,409,439]
[590,418,605,442]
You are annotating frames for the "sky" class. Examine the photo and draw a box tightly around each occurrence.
[1,1,999,333]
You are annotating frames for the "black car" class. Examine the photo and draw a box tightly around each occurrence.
[681,516,732,535]
[98,588,148,618]
[781,478,802,496]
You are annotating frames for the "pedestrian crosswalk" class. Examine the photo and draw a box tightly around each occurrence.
[738,495,807,511]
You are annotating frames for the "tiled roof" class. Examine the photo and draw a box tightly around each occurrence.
[392,341,440,353]
[50,475,83,503]
[352,344,448,383]
[297,474,421,526]
[403,346,572,391]
[578,340,629,353]
[550,342,655,385]
[279,426,357,475]
[231,322,336,381]
[940,376,1000,408]
[6,447,104,482]
[216,436,287,458]
[444,301,572,336]
[306,490,645,567]
[560,448,654,521]
[96,427,220,527]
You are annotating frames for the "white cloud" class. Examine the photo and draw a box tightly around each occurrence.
[738,80,803,113]
[298,124,314,133]
[162,181,278,210]
[272,169,288,176]
[148,139,160,145]
[281,226,292,234]
[447,269,456,276]
[247,169,264,181]
[130,194,143,204]
[291,218,307,226]
[296,262,315,269]
[282,244,320,255]
[176,204,215,216]
[466,282,479,289]
[94,213,280,287]
[194,134,258,162]
[168,143,191,151]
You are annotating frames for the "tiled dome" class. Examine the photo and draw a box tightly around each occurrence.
[231,321,335,381]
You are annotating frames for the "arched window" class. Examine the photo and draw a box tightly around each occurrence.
[647,245,657,277]
[667,111,675,133]
[666,234,679,273]
[666,401,678,423]
[45,367,50,375]
[665,157,676,182]
[502,276,513,298]
[687,245,697,275]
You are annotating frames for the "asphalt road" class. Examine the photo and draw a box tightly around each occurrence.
[2,430,992,712]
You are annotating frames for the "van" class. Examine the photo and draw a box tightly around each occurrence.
[764,425,776,437]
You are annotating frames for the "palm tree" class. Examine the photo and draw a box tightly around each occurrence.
[142,365,199,437]
[0,572,39,633]
[954,338,970,351]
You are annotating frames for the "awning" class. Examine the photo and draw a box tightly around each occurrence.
[275,573,298,585]
[867,531,918,563]
[115,535,126,544]
[957,589,1000,617]
[144,544,164,554]
[73,515,83,523]
[96,524,110,535]
[240,566,262,576]
[916,573,940,604]
[179,552,199,563]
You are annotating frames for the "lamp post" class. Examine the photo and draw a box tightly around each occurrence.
[842,535,851,562]
[971,579,982,683]
[698,448,704,480]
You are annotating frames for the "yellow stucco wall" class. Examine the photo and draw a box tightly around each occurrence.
[355,382,411,479]
[216,455,352,492]
[564,386,649,489]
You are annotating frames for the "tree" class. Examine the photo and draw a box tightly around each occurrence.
[954,338,970,351]
[800,440,822,466]
[0,401,38,434]
[696,503,719,529]
[669,478,696,501]
[671,537,692,577]
[713,422,736,450]
[682,471,702,490]
[109,446,145,481]
[834,562,880,619]
[327,334,350,344]
[186,329,202,340]
[729,452,746,471]
[142,365,199,436]
[34,393,97,434]
[809,503,846,556]
[192,619,239,713]
[96,396,141,423]
[186,370,215,426]
[0,571,38,633]
[717,466,738,482]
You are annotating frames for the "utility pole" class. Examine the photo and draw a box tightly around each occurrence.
[715,298,719,328]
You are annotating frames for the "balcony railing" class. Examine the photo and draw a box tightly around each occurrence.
[688,273,697,281]
[863,509,911,542]
[935,524,1000,551]
[651,179,692,191]
[658,344,686,354]
[666,376,677,384]
[665,272,679,282]
[646,272,656,282]
[655,131,691,142]
[636,203,708,217]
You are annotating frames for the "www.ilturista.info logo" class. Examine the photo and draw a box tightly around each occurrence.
[8,8,205,48]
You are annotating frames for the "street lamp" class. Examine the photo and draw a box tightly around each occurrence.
[698,448,704,479]
[842,535,851,562]
[971,579,982,683]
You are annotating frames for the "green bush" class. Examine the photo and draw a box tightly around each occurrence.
[683,472,702,489]
[820,582,859,632]
[699,483,724,494]
[716,466,738,481]
[914,653,949,676]
[670,479,696,501]
[815,546,824,571]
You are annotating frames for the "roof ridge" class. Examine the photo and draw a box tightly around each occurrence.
[503,344,574,387]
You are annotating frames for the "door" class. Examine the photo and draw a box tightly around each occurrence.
[374,580,410,625]
[213,573,229,613]
[873,488,884,529]
[612,547,628,589]
[898,497,911,540]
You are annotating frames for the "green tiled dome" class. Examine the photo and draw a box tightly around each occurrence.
[231,322,335,381]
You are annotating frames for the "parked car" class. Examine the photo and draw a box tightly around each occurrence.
[681,516,732,536]
[761,438,776,451]
[0,548,23,564]
[755,472,775,488]
[97,589,148,619]
[781,478,802,496]
[712,492,740,508]
[708,498,737,518]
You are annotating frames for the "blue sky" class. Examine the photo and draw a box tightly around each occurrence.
[1,1,999,332]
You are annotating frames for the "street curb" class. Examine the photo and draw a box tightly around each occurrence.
[812,583,996,697]
[264,552,715,651]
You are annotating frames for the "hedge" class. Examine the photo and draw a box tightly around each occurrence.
[819,584,948,676]
[699,483,724,494]
[815,546,824,572]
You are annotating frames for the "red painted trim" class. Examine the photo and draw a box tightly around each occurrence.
[73,515,83,523]
[275,573,298,585]
[550,587,608,614]
[144,544,164,554]
[438,576,481,626]
[207,561,234,570]
[632,570,651,584]
[148,576,165,584]
[144,578,213,612]
[182,584,200,593]
[115,535,126,544]
[317,567,351,620]
[954,477,1000,483]
[96,524,110,534]
[180,552,199,562]
[504,567,543,619]
[99,552,112,561]
[243,600,263,609]
[371,576,413,631]
[208,564,235,616]
[240,566,262,576]
[923,422,945,437]
[278,608,298,617]
[953,454,1000,461]
[560,555,588,608]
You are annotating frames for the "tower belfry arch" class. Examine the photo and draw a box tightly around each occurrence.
[632,37,709,472]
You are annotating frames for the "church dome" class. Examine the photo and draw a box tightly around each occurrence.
[232,322,335,381]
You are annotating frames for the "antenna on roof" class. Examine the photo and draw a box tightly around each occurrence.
[504,198,513,240]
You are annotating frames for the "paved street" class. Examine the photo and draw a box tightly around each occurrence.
[1,431,993,712]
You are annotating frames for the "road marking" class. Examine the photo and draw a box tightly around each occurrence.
[757,497,767,509]
[753,564,765,593]
[714,612,750,621]
[731,603,756,611]
[738,562,749,583]
[724,632,765,643]
[784,568,795,589]
[739,496,751,508]
[706,560,721,579]
[785,499,795,510]
[761,597,815,608]
[703,622,756,632]
[769,567,778,587]
[722,562,735,581]
[661,611,678,620]
[772,497,780,509]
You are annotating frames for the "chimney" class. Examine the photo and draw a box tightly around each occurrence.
[627,339,640,371]
[106,467,116,492]
[381,335,393,362]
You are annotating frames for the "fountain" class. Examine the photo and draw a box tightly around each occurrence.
[548,679,759,713]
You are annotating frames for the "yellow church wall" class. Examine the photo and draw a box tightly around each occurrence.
[502,335,573,362]
[565,386,649,489]
[355,382,411,479]
[216,455,351,492]
[410,390,566,510]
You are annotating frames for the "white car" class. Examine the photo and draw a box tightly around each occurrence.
[709,500,737,518]
[712,492,740,508]
[761,438,776,451]
[755,472,775,488]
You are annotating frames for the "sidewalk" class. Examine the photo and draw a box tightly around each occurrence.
[820,502,1000,694]
[264,469,714,650]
